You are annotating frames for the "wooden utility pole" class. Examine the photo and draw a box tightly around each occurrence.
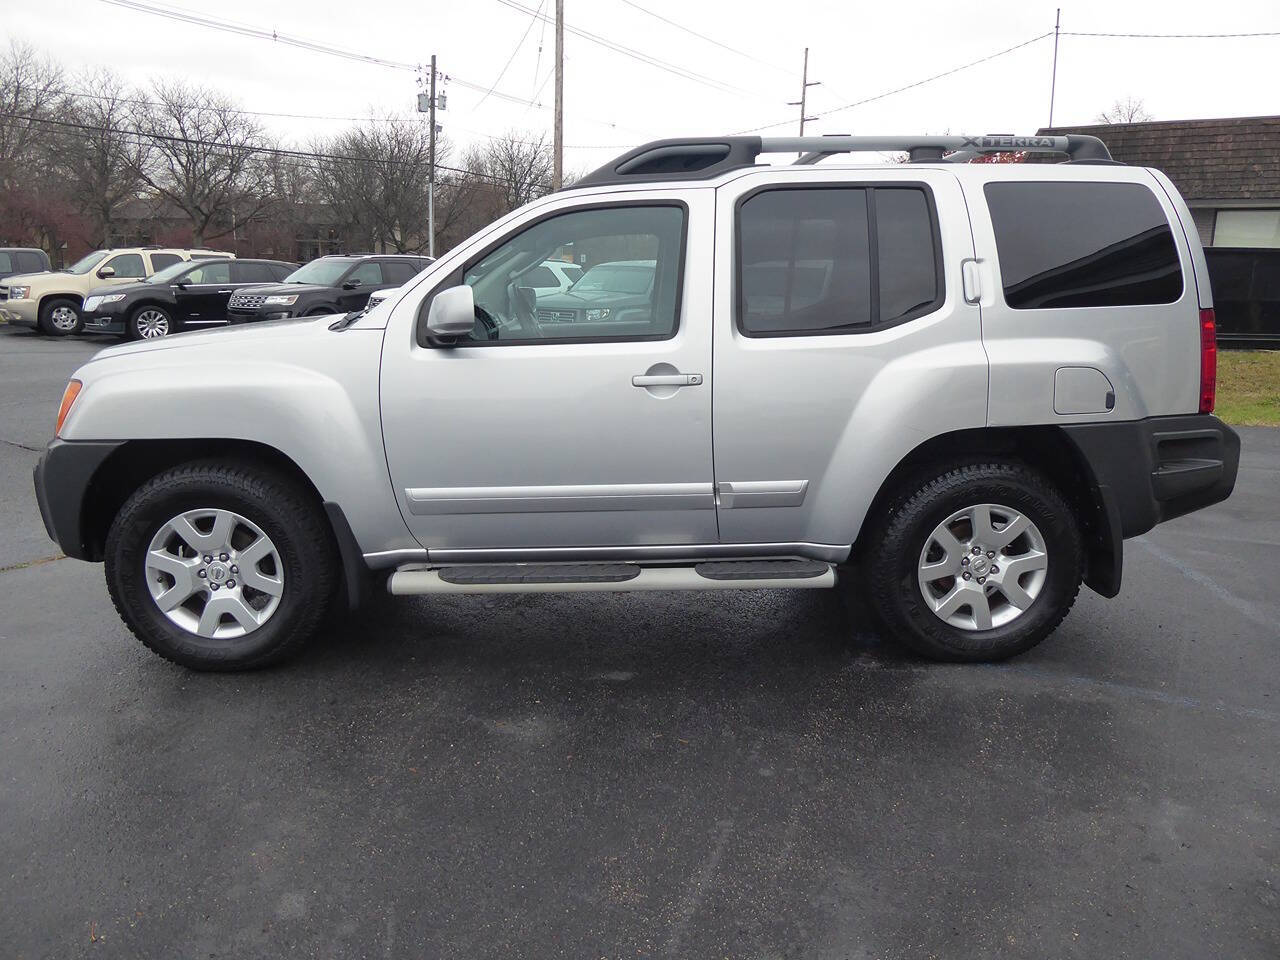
[553,0,564,189]
[428,53,437,257]
[787,47,820,149]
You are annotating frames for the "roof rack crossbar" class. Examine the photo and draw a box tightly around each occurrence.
[570,133,1111,189]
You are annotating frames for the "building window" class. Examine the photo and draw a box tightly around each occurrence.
[1213,209,1280,249]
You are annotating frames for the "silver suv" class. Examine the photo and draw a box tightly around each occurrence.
[34,134,1240,671]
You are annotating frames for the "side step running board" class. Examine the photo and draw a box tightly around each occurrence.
[387,559,836,595]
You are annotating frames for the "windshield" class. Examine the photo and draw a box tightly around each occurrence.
[283,258,356,285]
[146,260,197,284]
[572,263,653,295]
[64,251,109,275]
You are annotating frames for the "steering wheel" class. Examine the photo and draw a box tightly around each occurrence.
[507,281,546,338]
[472,304,500,340]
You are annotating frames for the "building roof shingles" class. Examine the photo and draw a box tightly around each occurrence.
[1037,116,1280,203]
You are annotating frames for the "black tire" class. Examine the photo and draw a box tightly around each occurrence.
[304,305,336,316]
[128,303,175,340]
[105,460,338,671]
[857,460,1083,662]
[38,297,82,336]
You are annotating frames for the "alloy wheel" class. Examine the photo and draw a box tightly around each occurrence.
[916,503,1049,631]
[135,309,170,338]
[144,508,284,639]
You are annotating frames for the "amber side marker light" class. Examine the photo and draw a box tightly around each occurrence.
[55,379,82,436]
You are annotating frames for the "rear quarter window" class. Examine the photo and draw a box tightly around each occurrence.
[984,181,1183,309]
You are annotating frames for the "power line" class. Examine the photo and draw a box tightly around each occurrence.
[475,0,547,110]
[735,32,1053,134]
[613,0,796,75]
[1062,29,1280,38]
[0,110,557,190]
[491,0,761,99]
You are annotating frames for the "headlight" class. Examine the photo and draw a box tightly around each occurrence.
[263,295,298,306]
[8,285,30,299]
[584,308,612,321]
[99,294,126,304]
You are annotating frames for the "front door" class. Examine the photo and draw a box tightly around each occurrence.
[380,191,715,555]
[173,260,234,326]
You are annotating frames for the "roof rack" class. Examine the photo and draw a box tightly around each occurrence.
[571,134,1113,188]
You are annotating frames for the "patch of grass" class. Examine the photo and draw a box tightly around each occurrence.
[1215,350,1280,427]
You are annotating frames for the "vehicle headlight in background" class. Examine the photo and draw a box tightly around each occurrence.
[8,285,30,300]
[99,294,126,304]
[584,308,612,321]
[263,295,298,306]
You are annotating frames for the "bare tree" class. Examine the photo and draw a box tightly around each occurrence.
[466,130,555,215]
[130,81,271,246]
[1096,97,1152,124]
[310,117,435,253]
[55,69,149,246]
[0,41,67,248]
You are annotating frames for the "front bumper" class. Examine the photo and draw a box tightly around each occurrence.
[33,439,126,561]
[0,300,38,326]
[81,312,127,335]
[227,307,293,324]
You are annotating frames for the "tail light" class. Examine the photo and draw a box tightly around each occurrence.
[1198,308,1216,414]
[55,379,82,436]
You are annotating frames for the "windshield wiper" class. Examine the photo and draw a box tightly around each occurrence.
[329,310,363,331]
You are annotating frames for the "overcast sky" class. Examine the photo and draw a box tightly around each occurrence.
[8,0,1280,173]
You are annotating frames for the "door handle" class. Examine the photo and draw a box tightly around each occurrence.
[218,289,233,294]
[632,373,703,387]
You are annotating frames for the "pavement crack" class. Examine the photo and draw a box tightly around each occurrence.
[0,555,64,574]
[0,437,41,453]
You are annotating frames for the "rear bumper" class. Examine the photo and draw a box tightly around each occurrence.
[1063,414,1240,539]
[33,439,125,560]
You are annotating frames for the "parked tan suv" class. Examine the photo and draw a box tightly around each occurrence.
[0,247,234,335]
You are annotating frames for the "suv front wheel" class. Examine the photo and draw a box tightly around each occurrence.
[39,297,82,336]
[105,460,338,670]
[858,461,1083,662]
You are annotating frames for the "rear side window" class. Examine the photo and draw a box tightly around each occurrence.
[985,181,1183,309]
[149,253,182,271]
[736,186,942,337]
[382,261,419,284]
[231,262,277,283]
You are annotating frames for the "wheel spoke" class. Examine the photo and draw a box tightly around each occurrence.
[171,516,210,553]
[240,566,283,598]
[970,504,997,545]
[1002,549,1048,580]
[238,534,274,568]
[998,576,1036,611]
[933,584,970,619]
[969,589,993,630]
[991,512,1031,550]
[207,511,235,551]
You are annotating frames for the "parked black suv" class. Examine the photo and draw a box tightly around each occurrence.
[225,254,432,323]
[0,247,51,281]
[81,258,298,340]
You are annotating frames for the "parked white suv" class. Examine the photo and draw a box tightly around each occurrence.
[0,246,233,335]
[35,134,1239,670]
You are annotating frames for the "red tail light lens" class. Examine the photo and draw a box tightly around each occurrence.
[1199,308,1216,414]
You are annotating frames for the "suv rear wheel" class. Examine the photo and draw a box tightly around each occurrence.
[39,297,82,336]
[105,460,338,671]
[858,461,1082,662]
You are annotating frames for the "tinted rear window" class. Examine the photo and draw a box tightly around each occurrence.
[150,253,182,270]
[985,181,1183,309]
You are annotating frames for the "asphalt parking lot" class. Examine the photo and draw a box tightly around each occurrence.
[2,327,1278,959]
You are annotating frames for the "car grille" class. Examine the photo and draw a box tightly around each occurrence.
[536,309,576,322]
[0,288,8,302]
[229,294,266,309]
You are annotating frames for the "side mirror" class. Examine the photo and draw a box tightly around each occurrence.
[342,278,362,290]
[97,266,116,279]
[425,285,476,342]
